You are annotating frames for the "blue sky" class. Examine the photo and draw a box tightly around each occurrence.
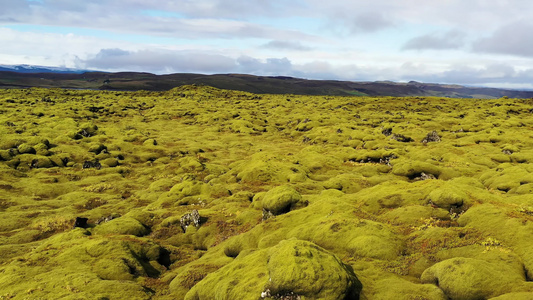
[2,0,533,89]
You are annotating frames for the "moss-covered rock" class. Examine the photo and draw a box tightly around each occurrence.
[352,180,438,214]
[92,217,150,236]
[30,156,54,168]
[490,292,533,300]
[367,276,447,300]
[323,173,370,193]
[183,239,362,300]
[230,152,306,183]
[428,185,468,210]
[392,159,441,179]
[100,157,119,167]
[421,257,526,300]
[88,143,107,154]
[479,165,533,193]
[17,143,36,154]
[0,149,15,161]
[256,185,303,215]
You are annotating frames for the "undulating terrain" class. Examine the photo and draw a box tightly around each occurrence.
[3,70,533,99]
[2,86,533,299]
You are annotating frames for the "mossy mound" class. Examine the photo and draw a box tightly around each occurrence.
[149,179,229,208]
[490,292,533,300]
[457,203,533,280]
[427,182,469,210]
[92,216,150,236]
[183,239,361,300]
[17,143,36,155]
[0,229,164,299]
[323,173,371,193]
[381,205,450,225]
[479,164,533,193]
[230,152,307,183]
[392,159,441,179]
[367,276,447,300]
[352,180,438,214]
[293,146,343,173]
[253,195,404,260]
[253,185,303,215]
[421,257,527,300]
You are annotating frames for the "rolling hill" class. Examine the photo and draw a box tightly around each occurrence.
[1,69,532,98]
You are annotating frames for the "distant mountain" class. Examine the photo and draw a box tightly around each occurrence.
[0,64,91,74]
[1,68,533,99]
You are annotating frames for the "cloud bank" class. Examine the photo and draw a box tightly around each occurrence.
[2,1,533,89]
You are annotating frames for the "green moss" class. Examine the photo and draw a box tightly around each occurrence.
[88,143,107,154]
[0,150,14,161]
[254,185,303,215]
[33,143,51,156]
[490,292,533,300]
[184,239,361,300]
[17,143,36,154]
[323,173,370,193]
[230,152,307,183]
[457,203,533,280]
[4,87,533,298]
[30,155,54,168]
[367,277,447,300]
[294,146,343,173]
[421,257,526,299]
[92,217,150,236]
[351,180,438,214]
[480,165,533,192]
[179,156,205,172]
[381,205,450,225]
[428,185,468,210]
[143,138,158,146]
[392,159,441,179]
[0,229,160,299]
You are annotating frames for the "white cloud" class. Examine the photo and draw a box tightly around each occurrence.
[2,1,533,89]
[83,48,236,73]
[261,40,313,51]
[472,21,533,57]
[403,30,466,50]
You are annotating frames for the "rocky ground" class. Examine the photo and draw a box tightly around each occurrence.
[1,86,533,299]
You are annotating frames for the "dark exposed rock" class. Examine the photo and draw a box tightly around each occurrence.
[355,154,397,166]
[390,133,414,143]
[95,214,118,225]
[74,217,89,228]
[180,209,201,232]
[83,160,102,170]
[422,131,441,143]
[262,208,275,220]
[413,172,436,181]
[261,289,302,299]
[79,129,92,138]
[382,128,393,136]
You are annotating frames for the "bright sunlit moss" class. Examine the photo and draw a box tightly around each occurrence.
[2,87,533,299]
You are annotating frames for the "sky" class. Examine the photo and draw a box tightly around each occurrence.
[2,0,533,89]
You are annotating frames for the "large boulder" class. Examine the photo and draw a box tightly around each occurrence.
[183,239,362,300]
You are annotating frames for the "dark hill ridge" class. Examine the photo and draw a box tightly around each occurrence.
[1,70,533,98]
